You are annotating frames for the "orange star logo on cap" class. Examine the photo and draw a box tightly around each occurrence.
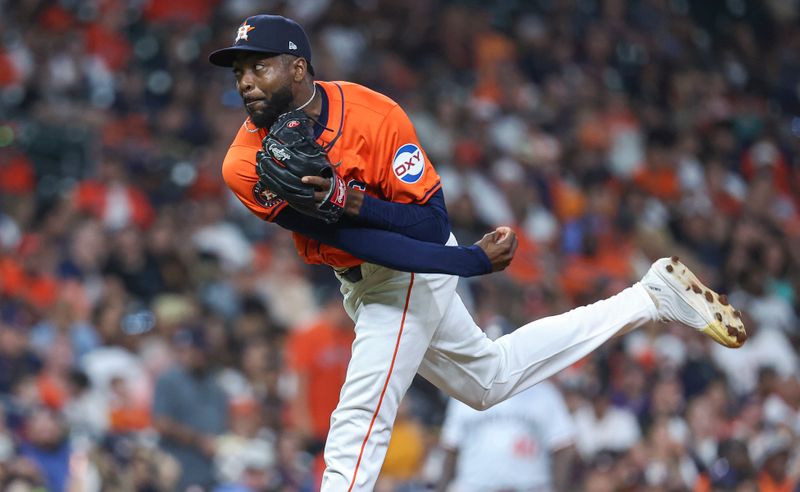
[235,23,255,42]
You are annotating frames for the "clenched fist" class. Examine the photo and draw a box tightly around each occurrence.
[475,226,518,272]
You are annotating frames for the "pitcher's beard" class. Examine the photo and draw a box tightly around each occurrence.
[248,85,294,129]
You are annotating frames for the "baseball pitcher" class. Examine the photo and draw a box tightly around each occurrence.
[209,15,746,491]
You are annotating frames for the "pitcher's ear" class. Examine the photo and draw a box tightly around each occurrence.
[292,57,309,82]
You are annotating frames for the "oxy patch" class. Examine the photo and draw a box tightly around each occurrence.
[392,143,425,184]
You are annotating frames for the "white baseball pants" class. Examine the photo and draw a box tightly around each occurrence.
[321,249,657,491]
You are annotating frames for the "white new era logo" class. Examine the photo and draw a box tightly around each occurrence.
[288,41,297,50]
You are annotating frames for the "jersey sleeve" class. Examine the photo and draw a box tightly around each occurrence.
[373,104,441,204]
[222,143,288,222]
[275,207,492,276]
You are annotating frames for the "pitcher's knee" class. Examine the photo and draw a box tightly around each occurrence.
[457,393,496,411]
[473,400,494,411]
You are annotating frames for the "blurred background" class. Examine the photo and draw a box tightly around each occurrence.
[1,0,800,490]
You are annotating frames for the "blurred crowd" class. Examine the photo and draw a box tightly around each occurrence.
[1,0,800,490]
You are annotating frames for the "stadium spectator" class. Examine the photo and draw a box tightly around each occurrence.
[379,400,428,490]
[152,326,229,490]
[438,380,576,491]
[573,380,641,461]
[17,408,71,492]
[285,293,353,451]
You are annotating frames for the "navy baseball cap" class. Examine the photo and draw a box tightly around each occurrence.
[209,15,315,75]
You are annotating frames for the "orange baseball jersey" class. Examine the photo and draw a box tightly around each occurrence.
[222,80,442,268]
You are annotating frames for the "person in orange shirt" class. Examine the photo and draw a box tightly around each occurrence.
[632,128,681,201]
[107,375,151,433]
[286,294,354,488]
[208,15,746,491]
[286,294,354,449]
[756,437,797,492]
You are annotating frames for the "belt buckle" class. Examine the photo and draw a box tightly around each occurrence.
[337,265,363,283]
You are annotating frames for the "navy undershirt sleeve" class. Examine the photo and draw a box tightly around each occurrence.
[274,207,492,277]
[356,189,450,244]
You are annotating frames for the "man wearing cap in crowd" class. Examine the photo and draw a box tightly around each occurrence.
[152,326,228,490]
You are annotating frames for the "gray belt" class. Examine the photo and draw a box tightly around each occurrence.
[336,265,363,282]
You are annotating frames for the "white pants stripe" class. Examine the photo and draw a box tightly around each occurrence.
[321,259,657,491]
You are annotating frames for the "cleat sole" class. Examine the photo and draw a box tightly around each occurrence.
[654,258,747,348]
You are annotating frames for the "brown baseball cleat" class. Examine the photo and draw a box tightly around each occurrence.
[640,256,747,348]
